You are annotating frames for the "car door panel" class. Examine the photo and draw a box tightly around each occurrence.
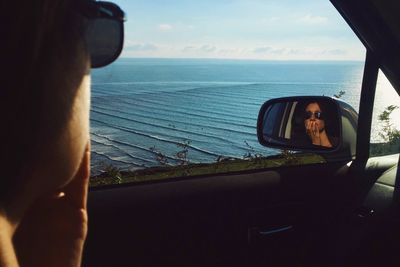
[326,154,400,267]
[83,160,359,267]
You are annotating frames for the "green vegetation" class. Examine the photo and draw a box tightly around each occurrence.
[378,105,400,144]
[333,90,346,99]
[90,153,325,187]
[101,164,122,184]
[332,89,399,156]
[370,105,400,156]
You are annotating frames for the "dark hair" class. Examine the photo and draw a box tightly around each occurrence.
[304,101,326,121]
[0,0,89,200]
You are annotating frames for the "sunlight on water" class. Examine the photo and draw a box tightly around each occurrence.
[371,70,400,142]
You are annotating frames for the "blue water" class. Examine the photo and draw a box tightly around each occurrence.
[90,58,364,174]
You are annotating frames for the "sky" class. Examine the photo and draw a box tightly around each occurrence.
[113,0,365,60]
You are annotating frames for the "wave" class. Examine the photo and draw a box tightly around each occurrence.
[91,151,141,166]
[91,104,256,134]
[95,95,257,122]
[91,138,156,164]
[92,102,256,129]
[91,109,255,139]
[91,132,201,164]
[91,118,240,159]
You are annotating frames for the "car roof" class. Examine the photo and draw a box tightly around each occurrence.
[331,0,400,94]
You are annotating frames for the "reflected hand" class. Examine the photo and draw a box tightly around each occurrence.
[306,120,321,146]
[14,144,90,267]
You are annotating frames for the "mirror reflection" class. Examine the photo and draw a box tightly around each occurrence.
[260,98,340,150]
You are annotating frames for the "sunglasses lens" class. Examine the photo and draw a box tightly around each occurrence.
[305,111,312,119]
[305,111,323,119]
[86,18,123,68]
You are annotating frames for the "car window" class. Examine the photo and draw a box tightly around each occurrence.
[370,69,400,156]
[90,0,365,186]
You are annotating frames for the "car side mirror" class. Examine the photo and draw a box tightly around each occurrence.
[257,96,358,159]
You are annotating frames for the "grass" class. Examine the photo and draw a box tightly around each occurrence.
[90,153,325,187]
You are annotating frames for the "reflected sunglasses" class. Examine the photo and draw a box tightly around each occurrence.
[304,111,324,120]
[78,1,126,68]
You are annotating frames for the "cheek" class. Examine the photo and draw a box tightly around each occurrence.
[39,75,91,192]
[62,75,91,183]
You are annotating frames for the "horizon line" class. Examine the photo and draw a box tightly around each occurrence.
[118,56,364,63]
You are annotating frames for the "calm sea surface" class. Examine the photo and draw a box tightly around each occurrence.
[90,58,364,174]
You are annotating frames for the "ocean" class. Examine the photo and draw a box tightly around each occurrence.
[90,58,364,174]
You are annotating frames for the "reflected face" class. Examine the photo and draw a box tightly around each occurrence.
[304,102,325,131]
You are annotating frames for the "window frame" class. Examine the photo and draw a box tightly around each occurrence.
[354,50,378,162]
[89,1,374,188]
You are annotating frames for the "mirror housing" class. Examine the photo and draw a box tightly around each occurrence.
[257,96,358,160]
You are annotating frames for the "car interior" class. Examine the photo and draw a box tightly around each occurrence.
[82,0,400,266]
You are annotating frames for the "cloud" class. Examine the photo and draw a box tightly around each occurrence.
[288,49,303,55]
[200,45,216,53]
[182,46,196,52]
[181,45,216,53]
[158,24,173,31]
[218,48,241,54]
[298,14,328,25]
[322,49,346,55]
[253,47,286,55]
[253,47,272,54]
[124,43,158,51]
[270,48,286,54]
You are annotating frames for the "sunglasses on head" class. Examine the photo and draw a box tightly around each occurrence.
[304,111,324,120]
[78,1,126,68]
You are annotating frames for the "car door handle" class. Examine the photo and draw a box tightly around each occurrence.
[256,225,293,235]
[355,206,374,219]
[248,225,294,243]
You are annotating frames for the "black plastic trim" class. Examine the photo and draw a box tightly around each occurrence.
[355,51,378,162]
